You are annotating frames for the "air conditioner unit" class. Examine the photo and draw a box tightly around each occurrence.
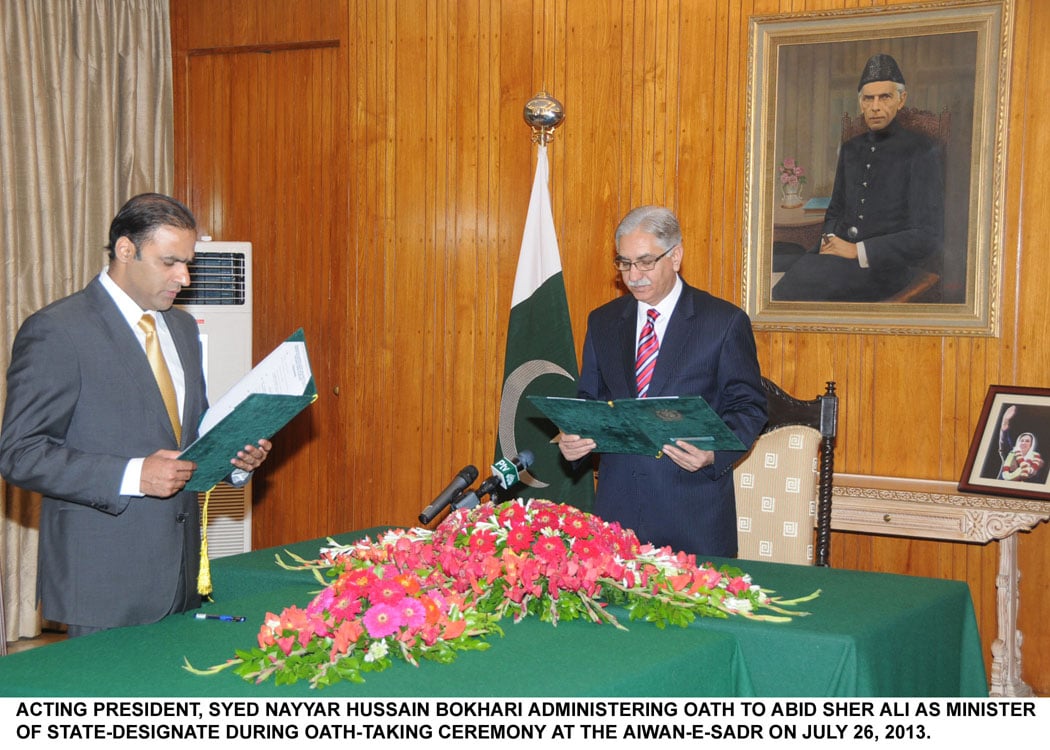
[175,240,253,558]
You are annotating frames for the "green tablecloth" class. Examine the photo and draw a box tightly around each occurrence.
[696,555,988,697]
[0,528,987,697]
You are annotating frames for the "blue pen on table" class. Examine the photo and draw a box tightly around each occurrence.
[194,613,246,623]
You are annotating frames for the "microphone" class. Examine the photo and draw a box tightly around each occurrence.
[418,465,479,524]
[472,450,535,501]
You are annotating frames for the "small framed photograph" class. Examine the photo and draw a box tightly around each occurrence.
[743,1,1012,335]
[959,385,1050,501]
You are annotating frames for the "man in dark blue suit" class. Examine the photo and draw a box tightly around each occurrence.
[558,206,767,557]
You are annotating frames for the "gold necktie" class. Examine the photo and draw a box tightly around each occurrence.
[138,314,182,444]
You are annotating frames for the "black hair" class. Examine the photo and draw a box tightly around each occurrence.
[105,193,197,259]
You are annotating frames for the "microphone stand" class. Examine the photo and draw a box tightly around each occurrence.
[449,488,481,512]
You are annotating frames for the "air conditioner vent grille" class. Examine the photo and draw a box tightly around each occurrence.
[175,252,246,306]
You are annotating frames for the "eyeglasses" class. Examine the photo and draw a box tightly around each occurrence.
[613,245,676,272]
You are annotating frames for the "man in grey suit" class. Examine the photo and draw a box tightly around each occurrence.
[558,206,767,557]
[0,193,271,636]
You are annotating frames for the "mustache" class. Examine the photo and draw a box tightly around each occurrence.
[626,278,652,288]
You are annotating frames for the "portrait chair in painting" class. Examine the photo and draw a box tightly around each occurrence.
[841,106,951,303]
[735,379,838,566]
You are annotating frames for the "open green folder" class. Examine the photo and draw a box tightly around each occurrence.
[527,395,745,456]
[180,328,317,491]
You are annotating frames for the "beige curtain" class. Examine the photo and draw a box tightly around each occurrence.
[1,0,173,643]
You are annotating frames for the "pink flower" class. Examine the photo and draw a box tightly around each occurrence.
[363,602,405,638]
[779,158,806,185]
[398,597,427,629]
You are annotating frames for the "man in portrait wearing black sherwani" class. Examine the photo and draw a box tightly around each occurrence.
[772,53,945,302]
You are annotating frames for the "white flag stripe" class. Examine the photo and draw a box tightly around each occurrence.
[511,145,561,308]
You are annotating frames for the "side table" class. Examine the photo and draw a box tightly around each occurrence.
[830,473,1050,697]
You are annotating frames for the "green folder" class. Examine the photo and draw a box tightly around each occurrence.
[527,395,745,456]
[180,328,317,491]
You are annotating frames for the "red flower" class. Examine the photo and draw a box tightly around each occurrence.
[394,572,422,595]
[467,528,497,556]
[692,566,723,592]
[341,567,379,598]
[532,534,567,563]
[559,509,591,539]
[505,523,535,552]
[442,619,467,640]
[530,506,561,532]
[368,577,407,606]
[330,618,365,658]
[498,502,528,526]
[726,576,750,596]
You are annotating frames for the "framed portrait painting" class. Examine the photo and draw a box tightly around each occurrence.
[960,385,1050,501]
[742,1,1011,335]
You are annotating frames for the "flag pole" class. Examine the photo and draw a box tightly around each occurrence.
[494,89,593,511]
[523,90,565,145]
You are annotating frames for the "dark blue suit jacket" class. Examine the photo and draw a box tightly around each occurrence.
[577,281,767,556]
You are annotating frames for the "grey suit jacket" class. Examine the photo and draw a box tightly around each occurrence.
[0,278,208,628]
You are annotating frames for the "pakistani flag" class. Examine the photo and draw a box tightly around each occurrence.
[496,145,594,511]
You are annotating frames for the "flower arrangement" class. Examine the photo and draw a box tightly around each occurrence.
[779,157,806,186]
[186,500,816,689]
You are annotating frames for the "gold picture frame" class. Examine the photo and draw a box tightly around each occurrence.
[743,1,1011,335]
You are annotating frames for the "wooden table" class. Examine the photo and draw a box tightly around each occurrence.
[0,527,987,697]
[773,203,824,249]
[830,472,1050,697]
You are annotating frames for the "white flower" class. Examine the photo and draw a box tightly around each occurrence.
[364,639,390,663]
[723,597,754,613]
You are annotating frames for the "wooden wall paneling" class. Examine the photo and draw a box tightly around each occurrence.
[870,336,944,477]
[462,0,496,468]
[385,3,432,526]
[179,0,343,50]
[1012,0,1050,692]
[709,0,745,304]
[557,2,623,332]
[175,22,349,546]
[456,1,492,482]
[343,0,391,534]
[422,0,452,510]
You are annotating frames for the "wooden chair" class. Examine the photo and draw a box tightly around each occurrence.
[841,105,951,146]
[734,379,838,566]
[841,106,951,303]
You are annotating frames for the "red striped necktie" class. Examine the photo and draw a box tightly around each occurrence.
[635,308,660,398]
